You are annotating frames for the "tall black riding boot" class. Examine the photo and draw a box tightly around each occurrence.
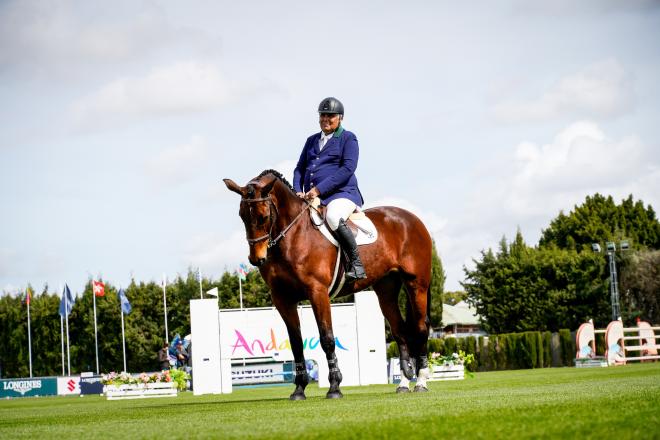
[334,219,367,281]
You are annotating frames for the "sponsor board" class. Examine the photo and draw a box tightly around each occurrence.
[80,375,105,395]
[0,377,58,398]
[231,362,292,385]
[57,376,81,395]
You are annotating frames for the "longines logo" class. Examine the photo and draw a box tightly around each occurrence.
[3,380,42,395]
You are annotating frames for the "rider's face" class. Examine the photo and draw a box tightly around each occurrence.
[319,113,341,134]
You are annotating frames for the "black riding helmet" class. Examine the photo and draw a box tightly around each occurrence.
[318,97,344,116]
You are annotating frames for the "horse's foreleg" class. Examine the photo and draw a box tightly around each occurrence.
[273,296,308,400]
[309,292,343,399]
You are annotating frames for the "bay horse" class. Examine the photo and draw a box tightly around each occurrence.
[224,170,432,399]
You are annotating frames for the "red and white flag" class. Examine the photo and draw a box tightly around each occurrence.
[93,280,105,297]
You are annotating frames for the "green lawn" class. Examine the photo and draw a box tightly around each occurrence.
[1,363,659,439]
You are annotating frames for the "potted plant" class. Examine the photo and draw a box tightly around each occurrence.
[102,369,190,399]
[428,350,475,381]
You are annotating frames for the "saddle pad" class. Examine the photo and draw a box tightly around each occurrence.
[310,200,378,247]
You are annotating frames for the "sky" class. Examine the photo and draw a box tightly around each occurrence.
[1,0,659,297]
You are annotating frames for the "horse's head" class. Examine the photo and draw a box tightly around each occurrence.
[224,170,293,266]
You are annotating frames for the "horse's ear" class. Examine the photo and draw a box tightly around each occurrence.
[223,178,245,196]
[261,178,277,197]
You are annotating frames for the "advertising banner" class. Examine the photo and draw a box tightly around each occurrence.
[57,376,81,396]
[219,304,360,387]
[231,362,291,385]
[0,377,58,398]
[79,375,104,395]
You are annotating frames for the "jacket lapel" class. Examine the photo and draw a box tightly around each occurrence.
[312,132,322,155]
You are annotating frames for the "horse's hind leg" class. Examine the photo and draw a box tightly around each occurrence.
[402,278,431,392]
[272,294,309,400]
[373,274,415,392]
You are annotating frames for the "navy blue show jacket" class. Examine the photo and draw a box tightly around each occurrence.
[293,126,364,206]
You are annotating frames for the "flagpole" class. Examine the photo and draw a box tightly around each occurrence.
[163,274,169,344]
[60,315,65,376]
[65,286,71,376]
[198,268,203,299]
[120,302,127,373]
[27,289,32,378]
[93,283,99,375]
[239,276,244,310]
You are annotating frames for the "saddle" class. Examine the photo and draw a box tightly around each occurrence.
[308,198,378,298]
[309,198,378,246]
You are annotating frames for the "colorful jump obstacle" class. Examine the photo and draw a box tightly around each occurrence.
[575,319,659,367]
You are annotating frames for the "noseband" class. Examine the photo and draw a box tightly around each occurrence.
[242,195,311,249]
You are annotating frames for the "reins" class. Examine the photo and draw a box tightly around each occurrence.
[243,195,313,249]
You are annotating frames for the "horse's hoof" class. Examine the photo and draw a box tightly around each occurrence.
[326,390,343,399]
[396,387,410,394]
[289,392,306,401]
[413,385,428,393]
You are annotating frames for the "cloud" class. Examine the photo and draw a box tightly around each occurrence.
[364,197,448,238]
[182,230,248,276]
[0,247,17,279]
[71,62,238,127]
[145,135,210,186]
[0,1,218,77]
[492,59,634,122]
[443,121,659,290]
[505,121,651,216]
[268,160,298,184]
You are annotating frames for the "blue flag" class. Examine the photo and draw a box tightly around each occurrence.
[58,284,75,317]
[118,288,132,315]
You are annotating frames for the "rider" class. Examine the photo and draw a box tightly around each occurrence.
[293,97,367,281]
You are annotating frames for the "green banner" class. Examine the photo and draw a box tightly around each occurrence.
[0,377,58,398]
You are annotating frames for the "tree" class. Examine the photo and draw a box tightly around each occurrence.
[463,233,610,333]
[540,194,660,251]
[429,239,445,330]
[619,250,660,323]
[444,291,467,305]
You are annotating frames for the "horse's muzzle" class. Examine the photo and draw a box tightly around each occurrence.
[249,256,266,267]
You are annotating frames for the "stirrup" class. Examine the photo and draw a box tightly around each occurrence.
[345,261,367,280]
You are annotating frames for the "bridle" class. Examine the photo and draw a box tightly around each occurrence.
[242,195,311,249]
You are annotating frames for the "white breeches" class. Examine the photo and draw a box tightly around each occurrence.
[326,198,357,231]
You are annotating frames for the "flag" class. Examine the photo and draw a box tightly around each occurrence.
[118,288,132,315]
[238,263,248,281]
[206,287,218,297]
[25,287,31,306]
[93,280,105,297]
[59,284,75,317]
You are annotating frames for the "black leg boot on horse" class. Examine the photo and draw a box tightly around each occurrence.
[334,219,367,281]
[290,362,309,401]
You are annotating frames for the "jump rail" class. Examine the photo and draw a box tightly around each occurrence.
[576,320,658,366]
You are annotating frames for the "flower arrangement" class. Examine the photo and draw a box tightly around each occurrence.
[429,350,475,368]
[102,368,190,391]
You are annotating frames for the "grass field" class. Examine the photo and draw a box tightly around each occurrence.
[1,363,659,439]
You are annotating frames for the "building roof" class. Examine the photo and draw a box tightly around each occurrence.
[442,301,480,326]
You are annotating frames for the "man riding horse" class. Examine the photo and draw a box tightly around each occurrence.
[293,97,367,281]
[224,97,433,399]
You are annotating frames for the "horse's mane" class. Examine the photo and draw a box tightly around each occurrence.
[257,169,296,194]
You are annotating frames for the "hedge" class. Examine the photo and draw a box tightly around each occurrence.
[386,329,575,372]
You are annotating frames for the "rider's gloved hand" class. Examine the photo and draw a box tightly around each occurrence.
[305,187,320,200]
